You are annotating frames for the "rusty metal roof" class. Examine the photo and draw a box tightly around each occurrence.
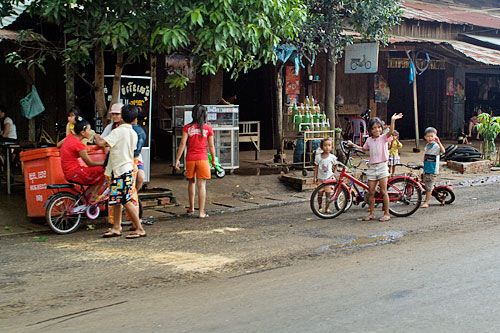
[401,0,500,29]
[0,29,20,40]
[390,36,500,66]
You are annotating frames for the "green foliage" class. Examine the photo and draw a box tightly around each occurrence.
[4,0,306,90]
[150,0,307,85]
[0,0,18,18]
[475,113,500,160]
[292,0,403,62]
[164,73,189,89]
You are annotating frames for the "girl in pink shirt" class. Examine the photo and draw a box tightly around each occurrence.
[348,113,403,222]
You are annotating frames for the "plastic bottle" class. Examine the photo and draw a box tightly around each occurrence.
[292,103,297,118]
[313,107,319,123]
[303,108,311,127]
[295,112,302,131]
[305,96,310,106]
[326,118,331,130]
[316,119,322,138]
[320,111,326,122]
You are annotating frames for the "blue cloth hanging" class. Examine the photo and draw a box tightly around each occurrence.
[274,44,296,64]
[409,60,416,85]
[20,85,45,119]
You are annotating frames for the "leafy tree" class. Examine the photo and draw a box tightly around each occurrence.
[150,0,306,86]
[292,0,403,127]
[3,0,306,122]
[476,112,500,160]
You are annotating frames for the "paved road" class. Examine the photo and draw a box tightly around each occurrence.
[2,182,500,332]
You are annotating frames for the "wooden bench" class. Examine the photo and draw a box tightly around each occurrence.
[239,121,260,160]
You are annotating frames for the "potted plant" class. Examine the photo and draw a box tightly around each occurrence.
[475,112,500,160]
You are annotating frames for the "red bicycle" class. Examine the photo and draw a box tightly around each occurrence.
[400,163,455,205]
[310,142,424,219]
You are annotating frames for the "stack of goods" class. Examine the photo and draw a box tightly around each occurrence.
[288,96,330,136]
[443,145,482,162]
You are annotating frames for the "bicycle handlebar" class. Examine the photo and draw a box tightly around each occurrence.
[397,163,423,170]
[340,141,366,156]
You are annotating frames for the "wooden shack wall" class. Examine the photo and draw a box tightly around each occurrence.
[153,56,223,126]
[393,19,477,40]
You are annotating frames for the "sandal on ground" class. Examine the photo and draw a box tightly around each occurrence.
[379,216,391,222]
[198,213,209,219]
[103,231,121,238]
[362,216,375,221]
[126,232,147,239]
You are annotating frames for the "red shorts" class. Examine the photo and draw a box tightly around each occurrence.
[65,166,105,185]
[185,160,211,179]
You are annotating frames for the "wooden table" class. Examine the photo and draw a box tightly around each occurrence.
[0,141,20,195]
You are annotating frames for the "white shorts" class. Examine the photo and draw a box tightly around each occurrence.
[365,162,389,181]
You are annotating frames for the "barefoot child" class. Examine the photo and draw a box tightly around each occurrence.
[421,127,446,208]
[348,113,403,222]
[313,138,337,213]
[95,104,146,239]
[388,130,402,177]
[175,104,217,219]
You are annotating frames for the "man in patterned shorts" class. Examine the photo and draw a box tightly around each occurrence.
[95,104,146,239]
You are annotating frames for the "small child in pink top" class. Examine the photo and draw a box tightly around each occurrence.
[347,113,403,222]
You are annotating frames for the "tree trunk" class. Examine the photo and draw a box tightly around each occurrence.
[110,53,125,108]
[65,63,75,111]
[19,65,36,142]
[276,65,284,155]
[324,48,336,131]
[94,45,107,125]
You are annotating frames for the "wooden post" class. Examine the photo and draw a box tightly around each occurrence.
[406,50,420,152]
[412,77,420,152]
[325,48,337,145]
[276,65,284,156]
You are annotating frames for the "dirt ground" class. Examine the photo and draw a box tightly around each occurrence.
[1,177,499,331]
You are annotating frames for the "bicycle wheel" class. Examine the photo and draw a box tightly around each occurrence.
[45,192,83,234]
[387,178,422,217]
[310,182,349,219]
[433,187,455,205]
[343,189,355,212]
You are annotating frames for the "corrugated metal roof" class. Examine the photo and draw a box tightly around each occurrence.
[1,0,33,29]
[390,36,500,66]
[401,0,500,29]
[462,33,500,48]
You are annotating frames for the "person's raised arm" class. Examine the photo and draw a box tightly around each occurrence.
[78,150,104,167]
[174,132,188,171]
[93,134,109,148]
[208,135,216,167]
[346,140,367,151]
[386,113,403,138]
[435,136,446,153]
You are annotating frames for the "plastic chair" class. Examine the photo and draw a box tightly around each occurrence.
[350,116,369,145]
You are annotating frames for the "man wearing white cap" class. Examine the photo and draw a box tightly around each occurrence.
[101,102,124,138]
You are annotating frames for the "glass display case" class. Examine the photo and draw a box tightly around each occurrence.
[172,105,239,171]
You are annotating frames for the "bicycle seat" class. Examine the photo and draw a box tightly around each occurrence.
[47,184,75,189]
